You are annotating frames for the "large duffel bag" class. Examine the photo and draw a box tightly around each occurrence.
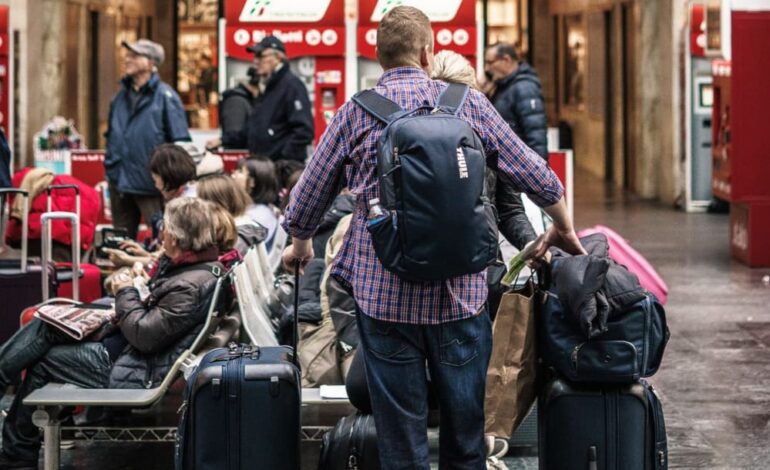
[539,291,669,383]
[538,378,668,470]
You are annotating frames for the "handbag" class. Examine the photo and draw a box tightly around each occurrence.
[484,277,540,439]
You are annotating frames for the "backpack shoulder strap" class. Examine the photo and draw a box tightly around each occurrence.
[352,90,404,124]
[436,83,470,115]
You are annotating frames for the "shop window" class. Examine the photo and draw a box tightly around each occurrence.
[485,0,528,56]
[177,0,218,129]
[563,14,585,109]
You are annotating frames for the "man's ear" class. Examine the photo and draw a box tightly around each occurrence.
[420,45,433,74]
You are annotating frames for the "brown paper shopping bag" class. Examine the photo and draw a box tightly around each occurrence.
[484,278,539,439]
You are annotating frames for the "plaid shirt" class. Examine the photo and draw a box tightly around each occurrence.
[283,67,563,324]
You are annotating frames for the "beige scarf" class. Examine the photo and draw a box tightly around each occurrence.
[10,168,54,220]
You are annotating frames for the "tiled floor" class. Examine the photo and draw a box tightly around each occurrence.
[3,171,770,468]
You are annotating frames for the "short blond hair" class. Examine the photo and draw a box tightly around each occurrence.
[377,6,432,69]
[431,50,479,90]
[163,198,216,252]
[197,174,251,217]
[209,203,238,252]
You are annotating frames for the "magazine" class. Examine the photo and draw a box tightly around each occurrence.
[35,303,116,341]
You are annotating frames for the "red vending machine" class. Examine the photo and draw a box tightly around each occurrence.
[711,5,770,266]
[356,0,480,91]
[222,0,347,143]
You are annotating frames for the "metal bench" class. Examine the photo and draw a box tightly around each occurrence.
[25,275,227,469]
[24,262,354,469]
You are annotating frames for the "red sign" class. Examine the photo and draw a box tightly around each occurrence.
[357,26,476,60]
[0,6,8,55]
[226,26,345,60]
[690,3,706,57]
[731,201,770,267]
[216,150,250,174]
[358,0,475,26]
[70,150,106,188]
[225,0,344,26]
[548,150,574,221]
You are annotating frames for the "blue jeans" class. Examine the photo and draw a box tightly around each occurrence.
[0,319,111,460]
[357,308,493,470]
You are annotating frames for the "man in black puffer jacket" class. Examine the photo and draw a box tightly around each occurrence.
[222,36,314,162]
[484,43,548,160]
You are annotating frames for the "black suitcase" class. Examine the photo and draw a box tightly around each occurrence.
[318,413,380,470]
[175,267,302,470]
[538,378,668,470]
[0,189,57,343]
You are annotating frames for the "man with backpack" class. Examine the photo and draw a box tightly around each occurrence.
[282,6,585,469]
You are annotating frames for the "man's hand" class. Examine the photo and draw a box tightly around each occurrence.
[535,224,586,258]
[282,238,314,275]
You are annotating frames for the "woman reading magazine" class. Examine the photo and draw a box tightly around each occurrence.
[0,198,224,468]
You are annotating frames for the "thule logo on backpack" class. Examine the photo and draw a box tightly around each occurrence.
[456,147,468,179]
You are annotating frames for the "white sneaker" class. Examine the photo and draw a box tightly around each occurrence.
[485,438,509,470]
[486,456,509,470]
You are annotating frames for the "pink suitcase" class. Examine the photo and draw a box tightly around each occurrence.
[577,225,668,304]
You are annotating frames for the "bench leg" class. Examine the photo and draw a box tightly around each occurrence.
[32,408,60,470]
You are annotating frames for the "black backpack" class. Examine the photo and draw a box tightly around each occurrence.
[352,83,498,282]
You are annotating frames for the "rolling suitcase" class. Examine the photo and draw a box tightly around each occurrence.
[175,267,302,470]
[45,185,102,302]
[318,413,380,470]
[538,378,668,470]
[0,189,57,343]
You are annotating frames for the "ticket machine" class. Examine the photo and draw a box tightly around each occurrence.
[220,0,348,144]
[355,0,482,92]
[684,3,714,211]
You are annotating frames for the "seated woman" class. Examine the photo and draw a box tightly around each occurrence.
[104,144,198,268]
[197,174,267,256]
[0,198,223,468]
[232,157,280,250]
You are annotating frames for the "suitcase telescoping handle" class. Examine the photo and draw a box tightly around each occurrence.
[46,184,81,218]
[293,260,300,368]
[40,212,80,302]
[0,189,30,272]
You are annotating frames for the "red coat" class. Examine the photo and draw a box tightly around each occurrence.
[6,168,100,251]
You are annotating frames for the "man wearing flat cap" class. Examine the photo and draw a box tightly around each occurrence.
[221,36,314,163]
[104,39,191,239]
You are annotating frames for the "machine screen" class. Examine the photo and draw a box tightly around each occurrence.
[700,83,714,108]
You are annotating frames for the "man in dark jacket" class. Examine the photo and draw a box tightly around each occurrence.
[485,43,547,255]
[105,39,191,239]
[221,36,314,162]
[484,43,548,159]
[0,198,221,467]
[219,67,260,148]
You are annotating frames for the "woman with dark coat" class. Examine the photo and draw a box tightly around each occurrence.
[0,197,223,468]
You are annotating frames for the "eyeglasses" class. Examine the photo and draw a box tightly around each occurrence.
[484,56,503,66]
